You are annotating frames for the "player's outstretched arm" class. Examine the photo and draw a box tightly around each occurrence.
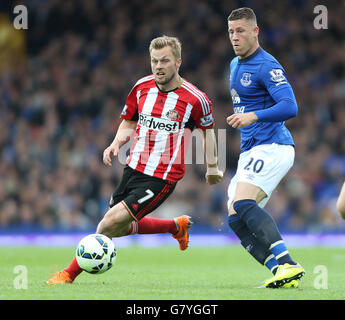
[103,119,137,166]
[203,129,223,184]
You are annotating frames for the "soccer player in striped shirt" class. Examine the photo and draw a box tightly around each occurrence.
[47,36,223,284]
[226,8,305,288]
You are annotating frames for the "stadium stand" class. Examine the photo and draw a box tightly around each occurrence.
[0,0,344,234]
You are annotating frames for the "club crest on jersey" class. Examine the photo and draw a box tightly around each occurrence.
[166,109,180,121]
[240,72,252,87]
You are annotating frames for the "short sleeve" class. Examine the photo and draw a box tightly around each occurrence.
[260,60,292,97]
[191,93,215,130]
[120,85,139,121]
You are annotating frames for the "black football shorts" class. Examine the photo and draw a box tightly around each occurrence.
[109,166,176,221]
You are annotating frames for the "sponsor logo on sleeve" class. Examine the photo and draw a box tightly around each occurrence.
[269,69,287,86]
[121,105,128,116]
[200,114,214,127]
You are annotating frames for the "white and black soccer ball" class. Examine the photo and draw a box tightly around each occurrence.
[76,234,117,274]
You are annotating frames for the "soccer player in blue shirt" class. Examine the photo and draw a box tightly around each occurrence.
[226,7,305,288]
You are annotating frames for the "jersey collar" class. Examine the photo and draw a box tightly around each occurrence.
[155,76,183,93]
[238,47,262,63]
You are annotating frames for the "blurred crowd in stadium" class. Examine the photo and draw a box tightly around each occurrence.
[0,0,344,233]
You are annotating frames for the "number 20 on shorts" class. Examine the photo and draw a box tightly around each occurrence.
[244,157,264,173]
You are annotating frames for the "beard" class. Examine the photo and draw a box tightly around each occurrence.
[155,72,175,85]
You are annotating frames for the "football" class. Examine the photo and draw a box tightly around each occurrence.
[76,234,117,274]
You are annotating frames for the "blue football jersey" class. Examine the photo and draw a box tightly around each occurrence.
[229,47,298,152]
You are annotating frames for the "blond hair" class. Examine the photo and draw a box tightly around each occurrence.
[149,35,182,60]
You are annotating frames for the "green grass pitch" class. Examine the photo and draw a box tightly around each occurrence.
[1,245,345,300]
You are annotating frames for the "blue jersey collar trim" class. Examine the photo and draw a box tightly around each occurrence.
[238,47,262,63]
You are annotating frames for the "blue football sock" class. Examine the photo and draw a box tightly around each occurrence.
[264,254,279,275]
[233,199,296,266]
[228,214,278,273]
[269,240,296,265]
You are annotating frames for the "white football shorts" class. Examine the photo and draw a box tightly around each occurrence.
[227,143,295,211]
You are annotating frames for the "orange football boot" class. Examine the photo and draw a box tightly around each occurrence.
[46,266,73,285]
[172,215,192,250]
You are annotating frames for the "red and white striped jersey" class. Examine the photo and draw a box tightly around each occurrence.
[120,75,215,182]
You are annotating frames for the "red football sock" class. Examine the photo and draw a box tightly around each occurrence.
[64,257,83,280]
[65,219,177,279]
[128,217,178,235]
